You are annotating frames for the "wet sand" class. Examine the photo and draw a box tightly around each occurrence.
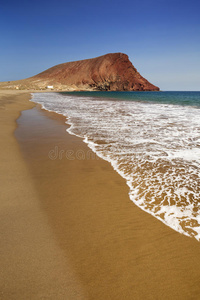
[0,91,85,299]
[1,90,200,299]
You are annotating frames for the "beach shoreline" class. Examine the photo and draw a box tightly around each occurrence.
[1,90,200,299]
[0,90,85,299]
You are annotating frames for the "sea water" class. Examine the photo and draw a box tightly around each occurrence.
[31,91,200,241]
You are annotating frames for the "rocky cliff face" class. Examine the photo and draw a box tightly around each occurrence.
[30,53,159,91]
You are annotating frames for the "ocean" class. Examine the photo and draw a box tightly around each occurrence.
[31,91,200,241]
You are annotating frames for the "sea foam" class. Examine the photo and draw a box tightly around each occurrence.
[31,92,200,241]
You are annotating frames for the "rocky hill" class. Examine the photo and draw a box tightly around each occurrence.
[0,53,159,91]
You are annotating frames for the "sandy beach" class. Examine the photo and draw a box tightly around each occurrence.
[1,90,200,299]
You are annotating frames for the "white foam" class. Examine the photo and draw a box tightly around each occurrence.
[168,148,200,162]
[31,93,200,241]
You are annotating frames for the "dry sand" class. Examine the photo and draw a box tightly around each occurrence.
[1,90,200,299]
[0,91,85,299]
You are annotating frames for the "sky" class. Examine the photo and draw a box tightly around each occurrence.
[1,0,200,90]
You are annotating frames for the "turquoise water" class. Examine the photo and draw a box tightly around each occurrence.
[32,91,200,241]
[60,91,200,107]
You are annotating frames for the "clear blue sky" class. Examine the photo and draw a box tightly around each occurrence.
[1,0,200,90]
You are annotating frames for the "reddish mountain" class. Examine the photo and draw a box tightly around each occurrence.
[0,53,159,91]
[30,53,159,91]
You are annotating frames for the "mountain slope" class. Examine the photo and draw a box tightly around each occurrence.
[0,53,159,91]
